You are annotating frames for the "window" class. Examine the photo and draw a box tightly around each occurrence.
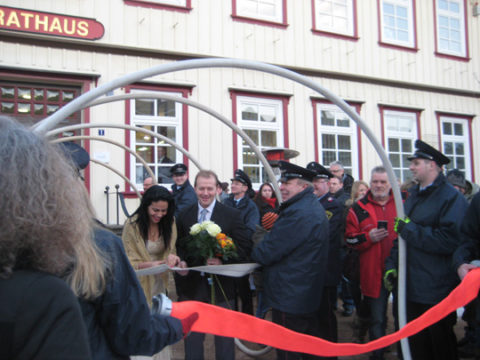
[233,94,287,187]
[0,81,81,128]
[435,0,467,58]
[440,115,471,177]
[128,89,186,189]
[314,102,359,178]
[124,0,191,11]
[381,109,418,182]
[312,0,355,37]
[232,0,286,24]
[379,0,415,48]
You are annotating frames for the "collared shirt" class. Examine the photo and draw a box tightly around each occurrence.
[197,199,216,222]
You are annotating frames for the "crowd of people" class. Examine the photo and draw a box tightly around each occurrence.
[3,115,480,360]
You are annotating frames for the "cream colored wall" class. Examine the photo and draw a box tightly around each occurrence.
[0,0,478,224]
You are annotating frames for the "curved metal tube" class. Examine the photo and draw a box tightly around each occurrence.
[83,93,281,200]
[35,58,410,358]
[51,135,156,185]
[90,159,142,198]
[45,123,203,173]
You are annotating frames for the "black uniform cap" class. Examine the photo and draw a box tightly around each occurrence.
[59,142,90,170]
[306,161,334,179]
[407,139,450,166]
[170,163,188,175]
[231,169,252,189]
[279,160,317,182]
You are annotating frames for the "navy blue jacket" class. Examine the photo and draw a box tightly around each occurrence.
[251,187,329,314]
[224,194,260,237]
[171,180,197,218]
[319,193,343,287]
[453,192,480,271]
[79,228,183,359]
[386,173,468,305]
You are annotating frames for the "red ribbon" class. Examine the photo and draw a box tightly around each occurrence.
[171,269,480,357]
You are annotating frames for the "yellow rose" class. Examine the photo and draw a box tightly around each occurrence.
[190,223,202,235]
[205,223,221,237]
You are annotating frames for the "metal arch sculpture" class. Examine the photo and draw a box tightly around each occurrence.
[34,58,411,359]
[50,135,148,198]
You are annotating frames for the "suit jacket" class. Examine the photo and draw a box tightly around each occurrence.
[175,201,252,302]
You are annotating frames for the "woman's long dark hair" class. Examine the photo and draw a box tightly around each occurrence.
[131,185,175,250]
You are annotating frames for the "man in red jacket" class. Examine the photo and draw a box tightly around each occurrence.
[345,166,397,360]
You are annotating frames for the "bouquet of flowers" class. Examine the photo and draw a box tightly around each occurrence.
[187,220,238,262]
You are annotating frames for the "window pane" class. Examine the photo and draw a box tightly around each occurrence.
[337,116,350,128]
[135,99,154,115]
[338,152,351,166]
[18,103,31,114]
[389,153,400,167]
[136,145,154,162]
[244,129,259,145]
[259,105,276,123]
[157,126,176,141]
[453,123,463,136]
[322,134,336,149]
[442,121,452,135]
[1,102,14,113]
[242,105,258,121]
[244,166,260,184]
[401,139,412,153]
[455,142,464,155]
[1,87,15,98]
[47,90,60,101]
[34,89,44,101]
[158,146,174,164]
[243,148,257,164]
[321,110,335,126]
[322,151,336,165]
[457,156,465,169]
[388,138,399,152]
[34,104,44,115]
[46,105,59,114]
[18,88,31,100]
[338,135,351,150]
[261,130,277,147]
[136,125,155,144]
[157,99,176,117]
[62,91,75,103]
[444,142,453,155]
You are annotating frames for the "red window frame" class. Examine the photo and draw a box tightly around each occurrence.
[311,0,359,41]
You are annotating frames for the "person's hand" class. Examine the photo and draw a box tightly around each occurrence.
[166,254,181,267]
[152,260,166,266]
[369,228,388,243]
[176,260,189,276]
[457,263,477,280]
[180,312,199,337]
[383,269,397,292]
[206,257,222,266]
[394,217,411,233]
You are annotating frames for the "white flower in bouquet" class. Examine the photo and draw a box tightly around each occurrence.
[190,223,202,235]
[205,223,221,237]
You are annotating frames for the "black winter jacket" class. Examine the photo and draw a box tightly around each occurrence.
[251,187,329,314]
[386,173,468,304]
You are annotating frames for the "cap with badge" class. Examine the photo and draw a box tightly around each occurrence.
[306,161,334,179]
[408,140,450,166]
[59,142,90,170]
[170,163,188,175]
[278,160,317,182]
[231,169,252,189]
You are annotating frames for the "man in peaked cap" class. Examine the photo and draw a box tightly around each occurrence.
[385,139,468,359]
[59,141,90,172]
[223,169,259,315]
[170,163,196,218]
[307,161,343,358]
[252,161,329,359]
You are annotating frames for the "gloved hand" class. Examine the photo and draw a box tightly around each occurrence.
[180,312,199,337]
[383,269,397,292]
[394,217,410,233]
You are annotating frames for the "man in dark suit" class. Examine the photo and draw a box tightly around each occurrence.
[175,170,252,360]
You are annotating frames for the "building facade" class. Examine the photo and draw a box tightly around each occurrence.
[1,0,479,224]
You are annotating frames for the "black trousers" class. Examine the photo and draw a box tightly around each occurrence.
[316,286,338,360]
[272,308,319,360]
[407,301,458,360]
